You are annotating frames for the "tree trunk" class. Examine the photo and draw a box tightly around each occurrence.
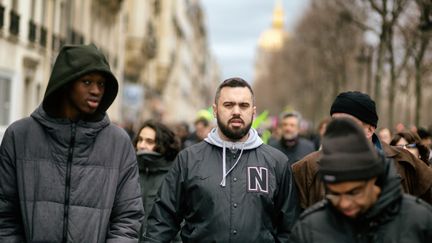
[414,36,430,126]
[387,27,396,128]
[373,27,387,107]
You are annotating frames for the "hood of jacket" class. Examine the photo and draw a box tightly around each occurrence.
[31,105,110,147]
[43,44,118,120]
[360,154,402,221]
[204,127,263,150]
[204,127,263,187]
[136,150,174,173]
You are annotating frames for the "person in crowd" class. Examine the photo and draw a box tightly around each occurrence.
[270,111,316,165]
[418,127,432,162]
[183,117,212,147]
[173,121,190,149]
[395,122,406,133]
[290,118,432,242]
[144,77,300,242]
[418,127,432,149]
[134,120,181,242]
[378,127,392,144]
[266,117,281,146]
[310,117,331,150]
[390,131,430,165]
[292,91,432,210]
[122,120,136,141]
[0,44,144,242]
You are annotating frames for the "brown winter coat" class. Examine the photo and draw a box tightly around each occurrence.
[292,142,432,209]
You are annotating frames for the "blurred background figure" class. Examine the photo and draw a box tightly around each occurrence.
[378,127,392,144]
[174,121,190,149]
[183,117,212,147]
[134,120,181,242]
[418,127,432,149]
[122,120,136,141]
[266,115,281,145]
[395,123,406,133]
[270,111,315,165]
[311,117,331,150]
[390,131,430,165]
[418,128,432,163]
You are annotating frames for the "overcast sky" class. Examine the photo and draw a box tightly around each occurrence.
[201,0,309,83]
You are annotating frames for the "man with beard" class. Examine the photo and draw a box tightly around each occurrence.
[270,112,316,165]
[144,77,300,243]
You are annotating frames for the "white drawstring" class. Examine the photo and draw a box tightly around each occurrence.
[221,142,227,187]
[220,142,245,187]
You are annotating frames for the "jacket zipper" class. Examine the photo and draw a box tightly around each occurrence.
[62,123,76,243]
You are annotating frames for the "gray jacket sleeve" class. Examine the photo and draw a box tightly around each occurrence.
[0,128,26,243]
[144,153,185,243]
[107,144,145,243]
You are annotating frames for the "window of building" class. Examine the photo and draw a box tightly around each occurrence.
[9,0,20,36]
[0,76,11,126]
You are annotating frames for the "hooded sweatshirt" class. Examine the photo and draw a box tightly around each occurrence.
[0,44,144,243]
[145,127,300,242]
[204,127,263,187]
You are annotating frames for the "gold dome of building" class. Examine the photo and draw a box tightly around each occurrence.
[258,0,287,51]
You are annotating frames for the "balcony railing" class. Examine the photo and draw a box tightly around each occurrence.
[9,10,20,35]
[28,20,36,42]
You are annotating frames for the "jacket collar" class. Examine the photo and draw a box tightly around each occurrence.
[381,140,415,167]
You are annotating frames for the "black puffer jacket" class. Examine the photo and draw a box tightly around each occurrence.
[0,44,144,243]
[290,158,432,243]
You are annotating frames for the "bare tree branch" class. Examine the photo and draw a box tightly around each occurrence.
[368,0,385,15]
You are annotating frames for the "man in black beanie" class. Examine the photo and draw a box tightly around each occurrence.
[292,91,432,209]
[290,119,432,242]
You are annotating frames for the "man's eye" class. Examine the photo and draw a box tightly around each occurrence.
[347,189,361,196]
[83,80,91,85]
[98,81,105,87]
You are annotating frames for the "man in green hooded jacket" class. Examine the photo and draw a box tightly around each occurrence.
[0,44,144,242]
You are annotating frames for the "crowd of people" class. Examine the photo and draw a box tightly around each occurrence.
[1,44,432,242]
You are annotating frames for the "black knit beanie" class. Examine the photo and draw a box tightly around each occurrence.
[319,118,384,183]
[330,91,378,127]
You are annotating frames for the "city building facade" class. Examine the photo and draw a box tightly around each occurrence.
[124,0,220,124]
[0,0,126,140]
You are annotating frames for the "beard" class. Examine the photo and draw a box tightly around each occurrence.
[283,132,298,140]
[217,114,252,141]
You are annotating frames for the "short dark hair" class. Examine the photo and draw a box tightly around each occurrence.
[134,120,180,161]
[417,128,431,139]
[214,77,254,104]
